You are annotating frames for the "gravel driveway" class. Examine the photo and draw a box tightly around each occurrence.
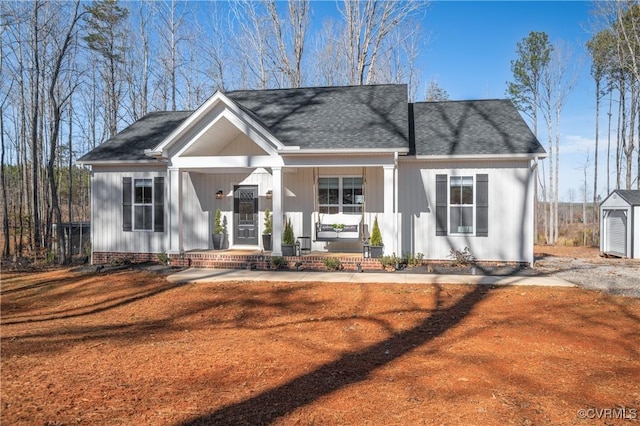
[533,255,639,297]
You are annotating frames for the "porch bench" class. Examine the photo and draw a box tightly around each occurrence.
[315,213,362,242]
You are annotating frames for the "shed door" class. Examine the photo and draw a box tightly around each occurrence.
[234,185,258,245]
[605,210,626,256]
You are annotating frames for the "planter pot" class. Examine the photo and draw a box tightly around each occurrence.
[282,244,295,256]
[212,233,224,250]
[370,246,383,259]
[262,234,272,251]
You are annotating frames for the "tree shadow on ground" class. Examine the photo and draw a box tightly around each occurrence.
[178,284,491,425]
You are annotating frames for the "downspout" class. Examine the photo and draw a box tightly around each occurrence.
[89,169,94,265]
[394,152,399,255]
[530,156,539,266]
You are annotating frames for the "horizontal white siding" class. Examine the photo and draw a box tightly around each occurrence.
[91,166,167,253]
[398,160,534,263]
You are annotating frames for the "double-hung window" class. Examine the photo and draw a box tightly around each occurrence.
[436,173,488,237]
[449,176,474,234]
[318,177,363,214]
[134,179,153,230]
[122,176,164,232]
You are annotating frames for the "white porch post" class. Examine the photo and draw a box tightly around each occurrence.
[271,166,283,256]
[383,165,395,255]
[168,167,183,254]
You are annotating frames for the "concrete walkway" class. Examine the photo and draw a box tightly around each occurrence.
[167,268,575,288]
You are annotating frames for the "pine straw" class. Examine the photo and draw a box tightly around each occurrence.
[1,268,638,425]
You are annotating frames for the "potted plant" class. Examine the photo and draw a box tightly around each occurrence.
[282,218,295,256]
[262,208,272,251]
[369,216,383,258]
[212,208,224,250]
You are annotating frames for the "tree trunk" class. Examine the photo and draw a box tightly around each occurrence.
[1,107,9,258]
[592,78,600,246]
[31,0,41,255]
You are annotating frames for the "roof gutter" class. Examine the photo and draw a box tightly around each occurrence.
[280,148,410,155]
[409,152,548,161]
[76,159,167,166]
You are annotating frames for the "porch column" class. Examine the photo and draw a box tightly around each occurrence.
[271,166,283,256]
[383,165,395,256]
[168,167,183,254]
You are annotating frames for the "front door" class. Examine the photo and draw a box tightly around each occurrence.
[234,185,259,245]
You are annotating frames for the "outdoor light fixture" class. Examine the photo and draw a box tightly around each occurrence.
[266,190,273,199]
[216,190,223,199]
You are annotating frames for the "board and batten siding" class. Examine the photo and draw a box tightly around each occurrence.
[91,166,168,253]
[398,160,535,263]
[183,168,273,250]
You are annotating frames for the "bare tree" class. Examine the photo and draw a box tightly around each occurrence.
[264,0,310,88]
[337,0,427,85]
[425,80,449,101]
[311,19,349,86]
[45,1,83,264]
[230,1,273,89]
[540,40,578,244]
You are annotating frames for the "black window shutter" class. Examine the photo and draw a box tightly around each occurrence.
[122,177,132,232]
[476,174,488,237]
[153,177,164,232]
[436,174,447,236]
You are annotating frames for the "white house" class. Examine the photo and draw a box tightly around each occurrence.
[600,189,640,259]
[78,84,546,266]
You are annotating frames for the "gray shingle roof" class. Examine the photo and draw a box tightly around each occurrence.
[77,111,192,162]
[411,99,545,156]
[78,86,544,163]
[615,190,640,205]
[226,84,408,150]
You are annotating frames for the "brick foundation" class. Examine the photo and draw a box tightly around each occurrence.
[92,251,386,271]
[92,251,528,272]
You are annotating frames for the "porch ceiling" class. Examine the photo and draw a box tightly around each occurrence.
[181,116,261,157]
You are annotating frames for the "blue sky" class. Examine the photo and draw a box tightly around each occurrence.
[419,1,605,201]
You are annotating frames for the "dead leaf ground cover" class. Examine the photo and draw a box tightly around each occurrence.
[1,264,639,425]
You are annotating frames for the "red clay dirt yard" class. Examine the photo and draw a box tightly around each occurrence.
[1,247,639,425]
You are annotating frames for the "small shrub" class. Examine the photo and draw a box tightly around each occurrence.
[271,256,287,269]
[404,252,424,267]
[283,218,295,245]
[214,209,224,234]
[448,247,476,266]
[379,252,401,270]
[263,208,272,235]
[110,256,131,266]
[370,216,383,247]
[323,257,342,270]
[157,251,169,265]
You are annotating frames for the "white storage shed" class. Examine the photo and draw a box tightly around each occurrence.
[600,190,640,259]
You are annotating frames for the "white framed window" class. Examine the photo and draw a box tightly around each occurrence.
[123,176,164,233]
[318,177,363,214]
[436,173,487,237]
[134,178,153,230]
[449,176,474,234]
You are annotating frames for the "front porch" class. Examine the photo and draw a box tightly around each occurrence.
[168,249,386,272]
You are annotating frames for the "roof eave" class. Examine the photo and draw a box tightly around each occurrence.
[76,159,167,166]
[280,147,409,155]
[409,152,548,161]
